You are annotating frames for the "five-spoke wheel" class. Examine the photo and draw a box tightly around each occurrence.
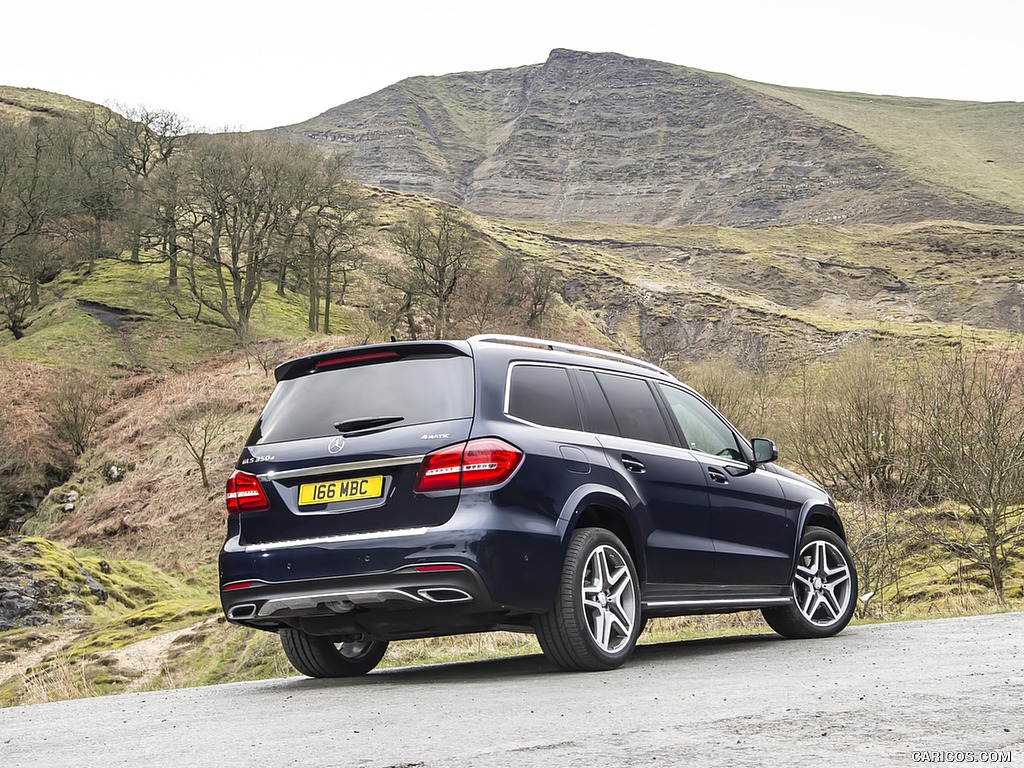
[762,526,857,639]
[536,527,641,671]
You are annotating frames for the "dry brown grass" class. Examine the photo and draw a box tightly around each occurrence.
[0,361,70,529]
[40,354,276,569]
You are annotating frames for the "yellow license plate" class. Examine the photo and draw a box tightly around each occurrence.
[298,475,384,506]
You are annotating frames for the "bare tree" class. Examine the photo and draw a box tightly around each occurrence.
[168,400,233,489]
[99,105,187,263]
[526,260,559,331]
[65,116,124,273]
[908,345,1024,605]
[450,252,560,336]
[388,205,482,339]
[297,157,369,333]
[148,154,184,288]
[0,118,80,308]
[177,134,291,345]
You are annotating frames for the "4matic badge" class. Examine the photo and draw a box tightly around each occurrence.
[420,433,450,440]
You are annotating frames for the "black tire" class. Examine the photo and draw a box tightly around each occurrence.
[762,525,858,639]
[535,527,642,672]
[280,629,388,678]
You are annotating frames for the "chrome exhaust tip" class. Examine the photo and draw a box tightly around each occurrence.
[227,603,258,620]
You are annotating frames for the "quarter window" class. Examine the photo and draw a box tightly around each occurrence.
[507,365,583,430]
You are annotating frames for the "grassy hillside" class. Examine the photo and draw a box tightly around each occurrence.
[3,258,314,373]
[478,216,1024,364]
[737,80,1024,214]
[0,85,109,122]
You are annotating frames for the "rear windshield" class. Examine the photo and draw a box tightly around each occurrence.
[248,355,474,445]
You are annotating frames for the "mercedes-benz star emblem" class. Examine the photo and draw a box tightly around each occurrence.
[327,437,345,454]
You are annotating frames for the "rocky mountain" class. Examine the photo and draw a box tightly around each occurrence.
[281,49,1024,228]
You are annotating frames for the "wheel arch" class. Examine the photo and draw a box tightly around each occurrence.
[801,504,847,542]
[557,484,645,583]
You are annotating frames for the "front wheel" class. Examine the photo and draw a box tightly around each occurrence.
[280,629,389,677]
[535,527,642,671]
[762,526,858,639]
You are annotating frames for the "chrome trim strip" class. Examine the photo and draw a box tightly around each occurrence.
[244,526,432,553]
[257,588,423,617]
[258,455,425,482]
[643,596,793,608]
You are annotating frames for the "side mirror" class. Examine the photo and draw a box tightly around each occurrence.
[751,438,778,465]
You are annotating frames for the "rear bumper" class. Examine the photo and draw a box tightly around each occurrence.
[218,500,565,637]
[221,560,491,628]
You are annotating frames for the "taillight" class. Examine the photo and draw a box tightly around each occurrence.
[413,438,523,493]
[226,470,270,514]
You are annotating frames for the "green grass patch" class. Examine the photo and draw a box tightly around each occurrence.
[735,79,1024,214]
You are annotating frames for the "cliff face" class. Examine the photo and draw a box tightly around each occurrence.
[283,49,1023,227]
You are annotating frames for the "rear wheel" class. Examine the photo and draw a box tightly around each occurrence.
[762,526,857,639]
[280,629,389,677]
[536,527,641,671]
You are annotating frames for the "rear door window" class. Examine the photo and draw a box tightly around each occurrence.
[594,372,675,445]
[249,355,474,445]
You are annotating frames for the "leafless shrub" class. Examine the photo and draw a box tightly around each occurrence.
[906,344,1024,605]
[46,368,111,457]
[168,399,235,490]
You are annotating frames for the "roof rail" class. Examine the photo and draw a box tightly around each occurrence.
[467,334,673,377]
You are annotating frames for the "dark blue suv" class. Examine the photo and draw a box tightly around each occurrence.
[219,335,857,675]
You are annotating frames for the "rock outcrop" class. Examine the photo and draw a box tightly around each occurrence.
[282,49,1023,227]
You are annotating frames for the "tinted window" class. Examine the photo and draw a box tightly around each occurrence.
[577,370,619,436]
[508,365,582,430]
[596,373,674,445]
[249,356,474,445]
[659,385,743,460]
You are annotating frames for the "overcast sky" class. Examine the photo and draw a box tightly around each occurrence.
[2,0,1021,131]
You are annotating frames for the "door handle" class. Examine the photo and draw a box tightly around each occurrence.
[708,468,729,484]
[621,455,646,474]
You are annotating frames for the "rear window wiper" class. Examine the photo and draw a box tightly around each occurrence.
[333,416,405,434]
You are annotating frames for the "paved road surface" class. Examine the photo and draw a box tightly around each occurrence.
[2,613,1021,767]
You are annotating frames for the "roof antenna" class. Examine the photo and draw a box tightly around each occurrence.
[390,335,397,343]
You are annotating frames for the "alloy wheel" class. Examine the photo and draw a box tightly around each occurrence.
[793,539,853,627]
[581,544,637,653]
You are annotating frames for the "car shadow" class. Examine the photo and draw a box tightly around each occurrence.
[261,631,787,692]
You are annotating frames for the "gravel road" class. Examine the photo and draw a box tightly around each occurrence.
[2,613,1021,767]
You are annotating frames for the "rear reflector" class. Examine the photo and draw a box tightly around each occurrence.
[226,470,270,514]
[413,564,466,573]
[413,438,523,493]
[222,581,255,591]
